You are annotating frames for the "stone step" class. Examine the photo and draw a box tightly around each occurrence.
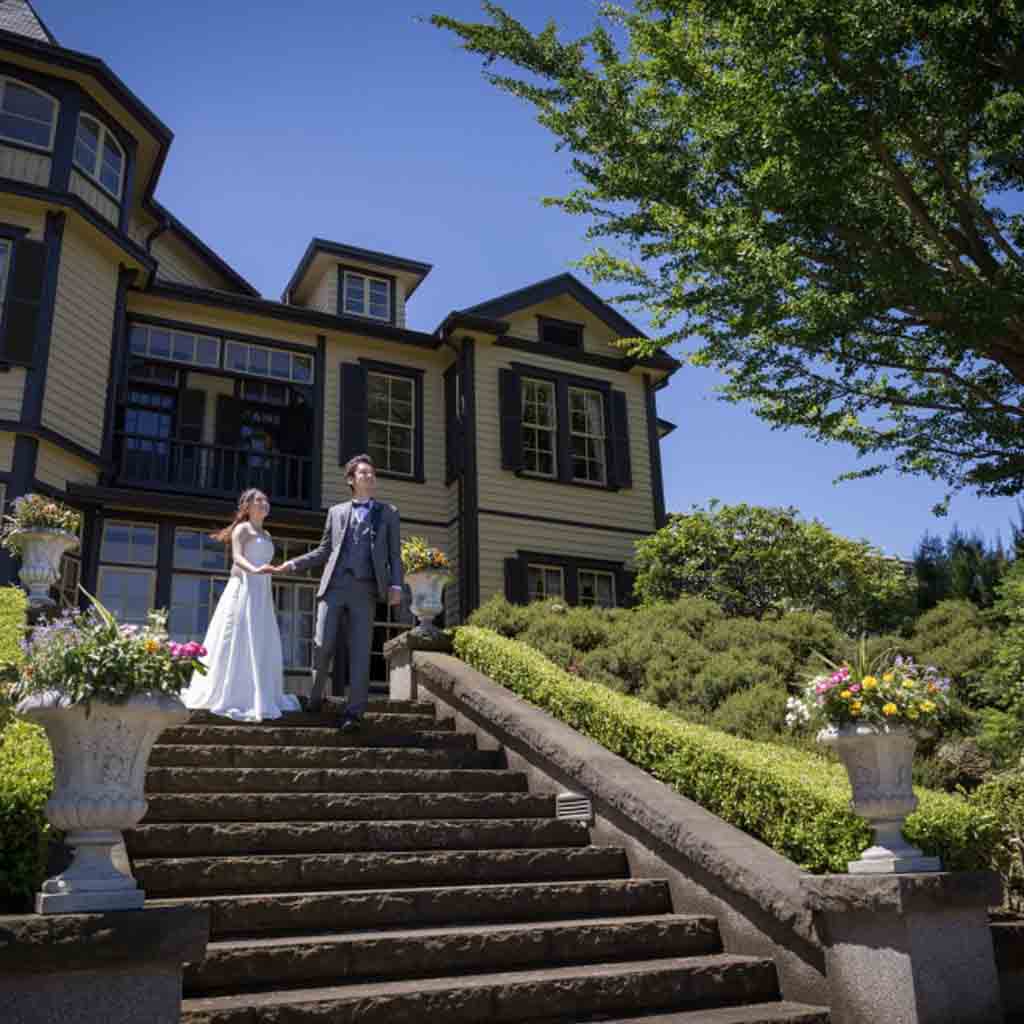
[184,914,721,995]
[186,709,442,731]
[156,725,471,749]
[145,766,528,794]
[568,1004,829,1023]
[135,845,630,897]
[179,954,779,1023]
[142,791,552,823]
[148,744,503,771]
[128,818,590,858]
[149,878,674,938]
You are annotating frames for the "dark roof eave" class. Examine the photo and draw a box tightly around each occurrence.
[657,417,678,438]
[138,281,444,350]
[282,237,433,303]
[148,199,260,298]
[436,310,510,339]
[465,271,649,342]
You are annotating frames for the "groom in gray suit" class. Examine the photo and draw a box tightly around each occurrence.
[272,454,403,731]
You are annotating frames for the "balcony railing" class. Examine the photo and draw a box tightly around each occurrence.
[114,434,312,505]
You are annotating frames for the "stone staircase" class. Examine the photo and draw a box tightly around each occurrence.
[129,700,830,1023]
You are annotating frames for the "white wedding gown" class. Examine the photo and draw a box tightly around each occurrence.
[181,530,301,722]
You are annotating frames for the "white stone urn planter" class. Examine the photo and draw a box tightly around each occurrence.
[406,570,448,637]
[819,723,941,874]
[7,528,79,610]
[16,690,189,913]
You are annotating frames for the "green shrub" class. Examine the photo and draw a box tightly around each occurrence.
[710,680,790,740]
[972,767,1024,912]
[454,626,999,874]
[0,717,53,910]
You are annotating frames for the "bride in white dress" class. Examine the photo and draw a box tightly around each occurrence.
[181,489,301,722]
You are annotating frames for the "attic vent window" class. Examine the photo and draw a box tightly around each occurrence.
[538,316,583,349]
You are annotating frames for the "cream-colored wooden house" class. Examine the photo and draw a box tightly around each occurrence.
[0,2,677,685]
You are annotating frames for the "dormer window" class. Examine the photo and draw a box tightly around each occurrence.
[0,78,57,151]
[342,270,392,322]
[73,114,124,199]
[538,315,583,349]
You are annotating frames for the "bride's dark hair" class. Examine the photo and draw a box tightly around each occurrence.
[211,489,266,544]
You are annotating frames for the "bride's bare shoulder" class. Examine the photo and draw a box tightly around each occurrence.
[231,522,257,540]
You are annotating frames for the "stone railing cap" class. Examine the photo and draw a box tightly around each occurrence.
[800,871,1001,915]
[384,630,454,659]
[0,906,210,973]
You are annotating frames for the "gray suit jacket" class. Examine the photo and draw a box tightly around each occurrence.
[288,500,403,601]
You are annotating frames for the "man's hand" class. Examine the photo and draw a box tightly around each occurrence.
[259,563,288,574]
[388,586,402,607]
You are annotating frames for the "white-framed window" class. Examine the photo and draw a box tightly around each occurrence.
[129,324,219,369]
[274,580,316,670]
[97,566,155,626]
[342,271,391,321]
[569,387,607,485]
[173,528,229,572]
[527,563,564,602]
[0,78,57,151]
[100,521,157,565]
[73,113,125,198]
[224,340,313,384]
[367,371,414,476]
[241,379,291,406]
[578,569,616,608]
[169,573,227,643]
[522,378,557,478]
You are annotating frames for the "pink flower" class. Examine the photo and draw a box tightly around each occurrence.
[815,680,834,695]
[849,683,861,693]
[167,642,182,657]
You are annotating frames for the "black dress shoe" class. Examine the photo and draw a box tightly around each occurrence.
[339,713,364,734]
[305,699,323,714]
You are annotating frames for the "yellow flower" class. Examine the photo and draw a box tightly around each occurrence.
[850,701,863,716]
[927,682,938,693]
[882,672,895,683]
[144,638,161,654]
[906,708,919,720]
[920,700,936,713]
[862,676,878,689]
[903,680,915,689]
[839,689,852,699]
[882,703,899,717]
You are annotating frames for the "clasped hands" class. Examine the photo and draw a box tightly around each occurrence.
[255,563,403,606]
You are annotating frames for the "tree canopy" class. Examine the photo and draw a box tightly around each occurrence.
[632,502,914,632]
[433,1,1024,501]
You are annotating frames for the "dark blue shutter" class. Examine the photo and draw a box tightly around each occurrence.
[339,362,368,465]
[3,239,46,365]
[504,556,528,604]
[499,368,523,472]
[607,389,632,490]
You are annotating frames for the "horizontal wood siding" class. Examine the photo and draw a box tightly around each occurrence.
[152,231,234,291]
[69,169,118,225]
[322,335,446,523]
[0,368,26,419]
[307,269,334,313]
[44,223,118,453]
[395,285,406,329]
[502,294,638,361]
[0,431,14,472]
[0,144,50,186]
[35,439,97,489]
[475,342,655,532]
[477,514,640,606]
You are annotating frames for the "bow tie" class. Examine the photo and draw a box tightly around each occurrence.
[353,500,372,508]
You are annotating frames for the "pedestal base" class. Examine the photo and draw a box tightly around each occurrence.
[384,629,453,701]
[802,872,1002,1024]
[849,854,942,874]
[36,888,145,914]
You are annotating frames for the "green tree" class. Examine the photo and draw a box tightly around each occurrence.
[433,2,1024,501]
[632,502,913,633]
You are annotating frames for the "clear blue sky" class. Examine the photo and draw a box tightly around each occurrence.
[38,0,1023,558]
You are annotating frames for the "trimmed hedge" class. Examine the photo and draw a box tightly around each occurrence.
[453,626,999,874]
[0,585,49,911]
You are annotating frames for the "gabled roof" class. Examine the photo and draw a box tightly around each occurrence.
[464,271,648,342]
[0,0,56,45]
